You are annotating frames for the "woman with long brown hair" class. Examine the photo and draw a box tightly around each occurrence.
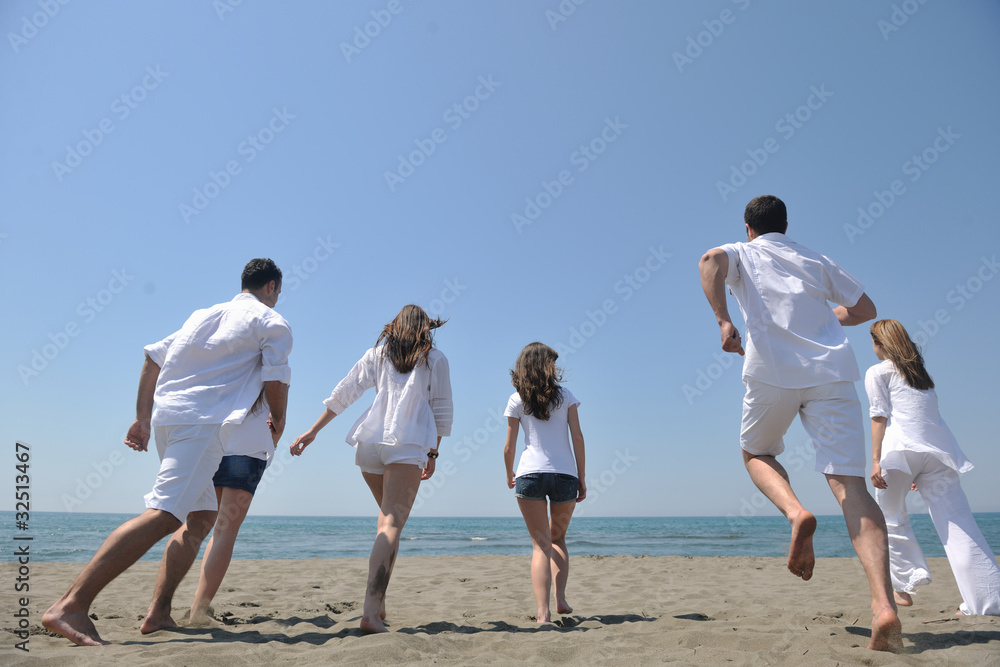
[291,305,452,632]
[503,342,586,622]
[866,319,999,615]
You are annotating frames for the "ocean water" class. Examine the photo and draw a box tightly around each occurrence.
[3,512,999,563]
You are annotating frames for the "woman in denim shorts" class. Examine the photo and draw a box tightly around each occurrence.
[503,343,587,623]
[187,402,273,624]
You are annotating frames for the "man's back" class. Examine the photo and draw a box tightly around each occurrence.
[721,233,864,388]
[145,293,293,427]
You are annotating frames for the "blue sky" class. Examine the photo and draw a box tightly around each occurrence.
[2,1,999,521]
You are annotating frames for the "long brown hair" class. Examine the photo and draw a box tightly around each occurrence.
[870,319,934,390]
[376,305,446,374]
[510,342,563,421]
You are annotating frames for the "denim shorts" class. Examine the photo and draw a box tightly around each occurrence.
[212,455,267,495]
[514,472,579,504]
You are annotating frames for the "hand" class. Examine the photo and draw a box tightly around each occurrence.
[720,321,745,356]
[125,419,151,452]
[267,413,285,446]
[421,456,436,480]
[506,471,515,489]
[289,432,314,456]
[870,461,887,489]
[576,479,587,502]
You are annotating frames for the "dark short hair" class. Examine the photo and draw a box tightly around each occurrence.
[744,195,788,235]
[241,258,282,291]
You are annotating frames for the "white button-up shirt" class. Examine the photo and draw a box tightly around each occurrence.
[865,360,972,474]
[324,346,452,450]
[721,233,864,388]
[144,293,293,426]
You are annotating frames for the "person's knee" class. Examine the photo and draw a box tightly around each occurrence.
[145,508,183,534]
[185,511,218,540]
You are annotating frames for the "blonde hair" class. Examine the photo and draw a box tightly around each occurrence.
[870,319,934,390]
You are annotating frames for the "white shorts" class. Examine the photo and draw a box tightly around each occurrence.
[144,424,226,521]
[740,379,865,477]
[354,442,427,475]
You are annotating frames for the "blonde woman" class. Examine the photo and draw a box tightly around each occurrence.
[866,319,1000,615]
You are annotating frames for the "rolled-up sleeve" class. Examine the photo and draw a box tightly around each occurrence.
[323,349,377,415]
[718,243,742,287]
[258,315,293,385]
[144,331,178,367]
[865,367,891,419]
[824,255,865,308]
[429,354,453,437]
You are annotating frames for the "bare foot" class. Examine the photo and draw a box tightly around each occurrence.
[360,614,388,634]
[787,510,817,580]
[42,603,109,646]
[140,608,178,634]
[187,607,214,627]
[556,600,573,615]
[380,599,386,620]
[894,591,913,607]
[537,609,551,623]
[869,607,903,652]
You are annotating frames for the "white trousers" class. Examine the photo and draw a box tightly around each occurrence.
[876,449,1000,615]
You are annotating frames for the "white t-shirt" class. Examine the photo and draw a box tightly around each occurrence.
[721,233,865,388]
[864,360,972,475]
[219,403,275,464]
[505,387,580,478]
[144,293,293,426]
[323,346,453,450]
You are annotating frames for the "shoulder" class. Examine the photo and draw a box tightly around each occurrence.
[559,387,579,406]
[504,392,523,417]
[427,348,449,370]
[866,360,894,381]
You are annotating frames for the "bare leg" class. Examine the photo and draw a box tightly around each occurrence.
[742,451,817,580]
[827,474,902,652]
[43,509,181,646]
[549,501,576,614]
[360,464,421,634]
[141,509,217,633]
[189,487,254,622]
[361,471,388,620]
[517,498,555,622]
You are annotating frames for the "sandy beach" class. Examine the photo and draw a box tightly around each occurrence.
[5,555,999,665]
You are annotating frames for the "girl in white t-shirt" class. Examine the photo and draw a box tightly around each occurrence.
[866,319,1000,615]
[503,342,586,623]
[291,305,453,633]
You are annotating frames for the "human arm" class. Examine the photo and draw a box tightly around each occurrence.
[698,248,744,355]
[833,292,876,327]
[290,408,337,456]
[503,418,519,489]
[125,355,161,452]
[422,436,442,481]
[870,416,888,489]
[567,404,587,502]
[264,380,288,446]
[864,365,891,489]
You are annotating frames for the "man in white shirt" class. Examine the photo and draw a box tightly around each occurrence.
[43,259,293,646]
[699,195,901,652]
